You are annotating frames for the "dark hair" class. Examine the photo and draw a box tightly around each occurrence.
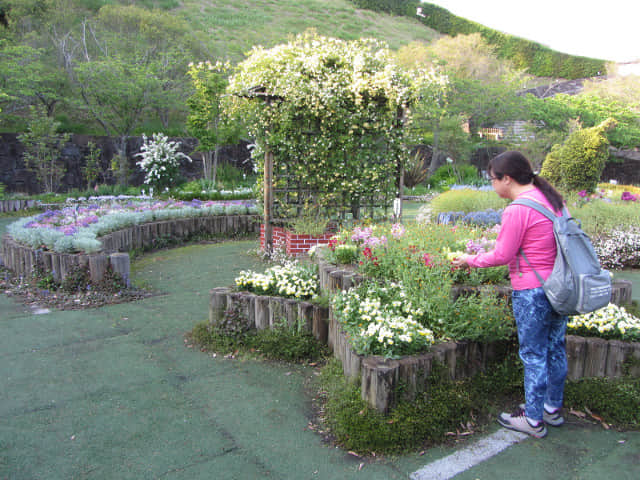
[489,150,564,211]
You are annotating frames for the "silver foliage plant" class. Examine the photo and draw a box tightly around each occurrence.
[8,203,258,253]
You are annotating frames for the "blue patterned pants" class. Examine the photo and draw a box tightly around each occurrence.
[512,287,568,422]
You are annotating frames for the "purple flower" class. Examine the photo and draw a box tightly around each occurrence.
[59,225,77,236]
[578,190,587,198]
[621,191,637,202]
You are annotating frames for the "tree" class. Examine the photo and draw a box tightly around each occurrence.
[18,106,70,193]
[0,43,68,117]
[187,60,242,185]
[398,34,526,174]
[54,4,205,184]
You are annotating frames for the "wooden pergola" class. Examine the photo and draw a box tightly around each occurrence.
[238,86,406,252]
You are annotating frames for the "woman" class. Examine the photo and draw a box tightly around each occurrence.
[451,150,567,438]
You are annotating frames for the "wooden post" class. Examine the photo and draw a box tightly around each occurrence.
[263,148,274,253]
[395,164,404,221]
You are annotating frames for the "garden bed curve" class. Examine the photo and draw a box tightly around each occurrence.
[1,214,259,284]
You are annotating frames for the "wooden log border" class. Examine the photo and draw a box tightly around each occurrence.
[0,199,41,213]
[210,258,637,413]
[213,285,640,413]
[1,214,259,284]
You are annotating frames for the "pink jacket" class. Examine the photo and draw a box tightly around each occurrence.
[467,188,562,290]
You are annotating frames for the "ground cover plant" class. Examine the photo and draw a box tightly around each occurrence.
[189,309,328,364]
[317,353,640,454]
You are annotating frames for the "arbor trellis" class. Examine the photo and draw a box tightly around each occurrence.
[226,32,445,250]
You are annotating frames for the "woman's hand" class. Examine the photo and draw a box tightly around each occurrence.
[450,254,470,269]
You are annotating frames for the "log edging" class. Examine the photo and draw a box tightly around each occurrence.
[0,199,41,213]
[217,264,638,413]
[1,214,259,284]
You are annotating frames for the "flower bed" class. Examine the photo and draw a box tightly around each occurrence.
[229,213,639,412]
[568,303,640,342]
[2,210,259,284]
[235,260,318,300]
[7,198,258,254]
[214,276,639,413]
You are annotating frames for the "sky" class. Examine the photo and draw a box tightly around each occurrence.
[422,1,639,63]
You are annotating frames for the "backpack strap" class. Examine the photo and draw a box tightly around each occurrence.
[510,197,561,285]
[510,198,557,221]
[519,249,546,285]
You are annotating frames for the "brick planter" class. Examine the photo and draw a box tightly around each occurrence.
[260,224,334,257]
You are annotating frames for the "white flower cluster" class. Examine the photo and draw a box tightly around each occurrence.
[568,303,640,341]
[135,133,192,188]
[235,261,318,299]
[593,227,640,269]
[333,282,434,358]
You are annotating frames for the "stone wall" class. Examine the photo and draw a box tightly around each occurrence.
[0,133,254,194]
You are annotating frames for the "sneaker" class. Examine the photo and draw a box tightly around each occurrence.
[498,408,547,438]
[519,403,564,427]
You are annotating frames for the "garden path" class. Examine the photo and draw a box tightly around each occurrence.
[0,222,639,479]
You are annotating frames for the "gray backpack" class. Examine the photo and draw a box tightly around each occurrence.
[511,198,611,316]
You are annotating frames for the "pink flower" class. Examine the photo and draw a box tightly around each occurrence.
[422,253,433,267]
[621,191,637,202]
[578,190,587,198]
[390,223,405,239]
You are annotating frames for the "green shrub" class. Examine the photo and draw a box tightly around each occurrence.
[403,151,428,188]
[426,164,480,190]
[541,119,616,193]
[429,188,508,215]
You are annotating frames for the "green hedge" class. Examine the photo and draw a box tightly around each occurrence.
[416,3,606,79]
[350,0,416,15]
[352,1,607,79]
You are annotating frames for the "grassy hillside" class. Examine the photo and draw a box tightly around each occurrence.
[178,0,440,61]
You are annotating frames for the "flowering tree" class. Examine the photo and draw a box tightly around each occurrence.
[135,133,191,192]
[226,31,446,221]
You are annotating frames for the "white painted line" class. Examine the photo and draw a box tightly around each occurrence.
[410,429,529,480]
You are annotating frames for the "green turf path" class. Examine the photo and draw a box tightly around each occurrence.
[1,216,640,479]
